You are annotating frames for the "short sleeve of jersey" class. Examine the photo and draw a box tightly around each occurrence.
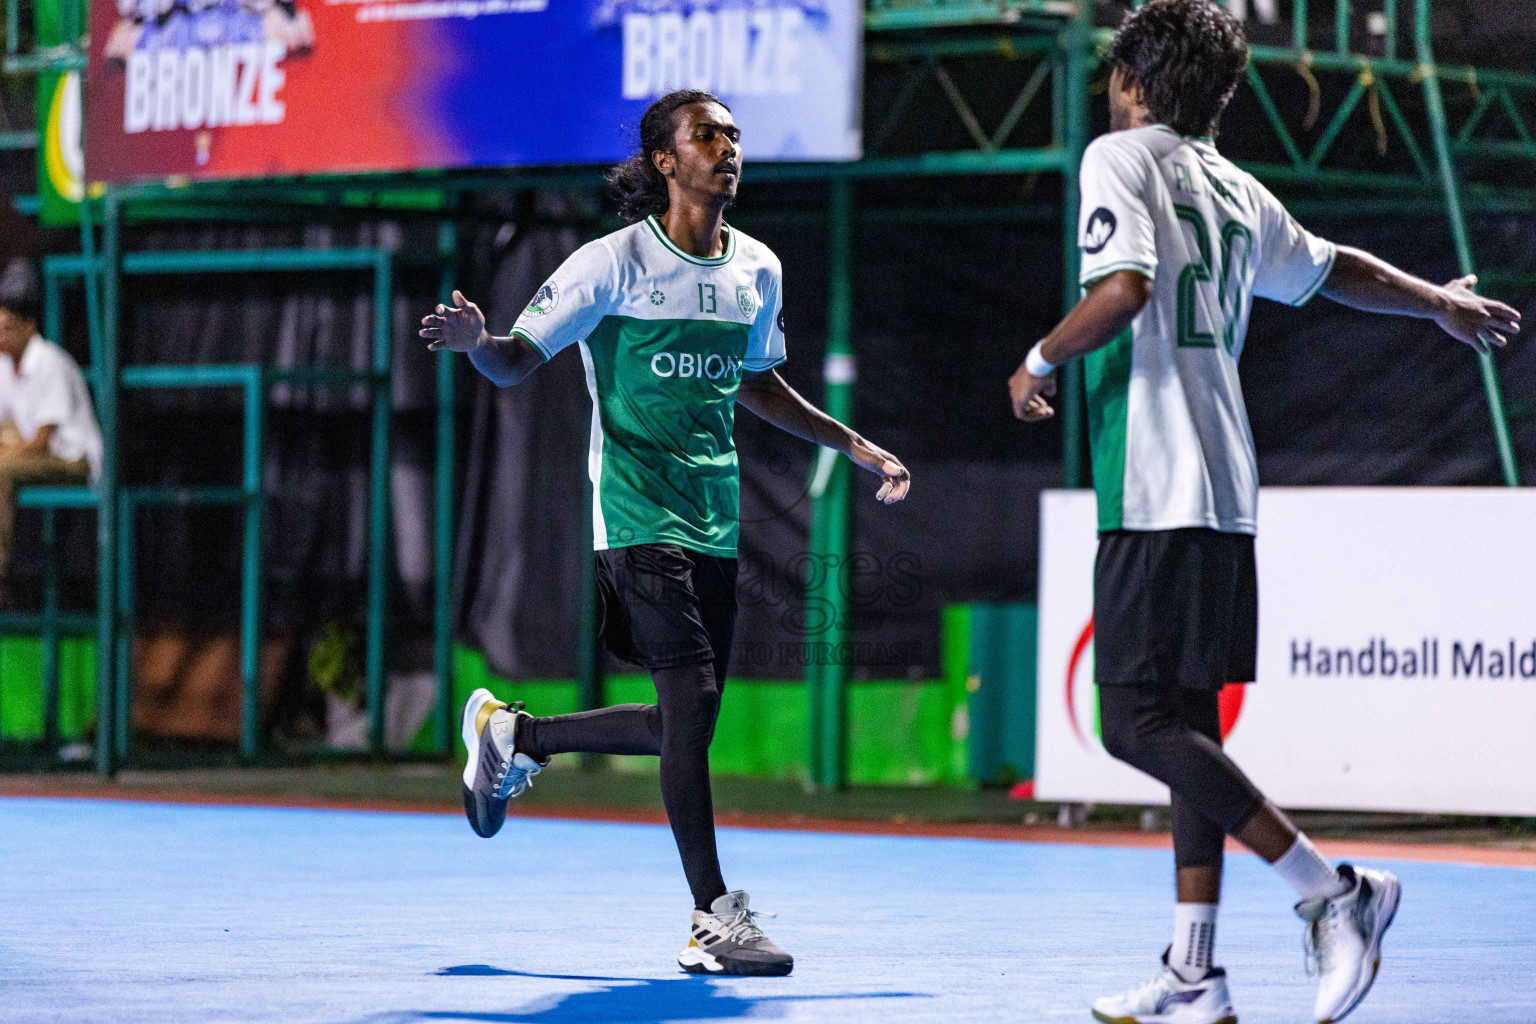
[1078,135,1159,286]
[509,239,617,361]
[1251,181,1336,306]
[743,255,786,373]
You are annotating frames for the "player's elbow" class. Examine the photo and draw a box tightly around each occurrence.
[1107,270,1154,315]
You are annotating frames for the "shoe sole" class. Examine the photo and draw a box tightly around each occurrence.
[1091,1012,1236,1024]
[459,688,506,838]
[678,945,793,977]
[1319,872,1401,1024]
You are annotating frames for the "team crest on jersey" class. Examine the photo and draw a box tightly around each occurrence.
[526,281,558,316]
[1083,208,1117,254]
[736,286,757,318]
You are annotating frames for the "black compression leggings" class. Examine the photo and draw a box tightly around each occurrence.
[519,659,727,912]
[1097,683,1266,869]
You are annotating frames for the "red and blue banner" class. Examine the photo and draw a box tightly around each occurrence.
[84,0,862,182]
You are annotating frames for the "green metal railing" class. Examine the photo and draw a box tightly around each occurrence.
[34,236,461,769]
[6,0,1530,786]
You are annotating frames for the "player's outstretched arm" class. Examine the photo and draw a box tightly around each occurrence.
[419,290,545,387]
[1320,248,1522,354]
[1009,269,1152,422]
[736,369,911,504]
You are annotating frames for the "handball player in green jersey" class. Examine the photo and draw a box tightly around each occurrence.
[421,90,910,976]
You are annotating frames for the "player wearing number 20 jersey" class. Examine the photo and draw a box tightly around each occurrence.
[509,214,785,557]
[1077,124,1335,535]
[998,3,1528,1021]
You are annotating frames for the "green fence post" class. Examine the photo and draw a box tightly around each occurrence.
[40,508,60,747]
[92,185,120,777]
[574,472,603,769]
[240,369,264,758]
[1060,4,1090,488]
[366,251,393,752]
[43,268,61,347]
[1416,0,1521,485]
[114,490,132,757]
[806,175,855,790]
[433,219,457,754]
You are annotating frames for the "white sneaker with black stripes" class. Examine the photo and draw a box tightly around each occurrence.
[1092,950,1237,1024]
[1297,863,1401,1024]
[678,891,793,977]
[460,688,543,839]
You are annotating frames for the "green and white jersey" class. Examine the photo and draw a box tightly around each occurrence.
[511,215,786,557]
[1078,125,1336,535]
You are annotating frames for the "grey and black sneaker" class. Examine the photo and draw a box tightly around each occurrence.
[678,891,794,977]
[460,687,544,838]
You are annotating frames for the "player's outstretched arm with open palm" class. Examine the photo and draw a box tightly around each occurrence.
[420,289,545,387]
[1319,248,1521,353]
[736,369,911,504]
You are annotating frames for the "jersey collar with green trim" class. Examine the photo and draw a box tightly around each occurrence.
[644,215,737,267]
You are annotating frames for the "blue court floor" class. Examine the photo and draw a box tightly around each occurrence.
[4,797,1533,1024]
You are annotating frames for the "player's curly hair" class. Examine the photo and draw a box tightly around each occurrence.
[1108,0,1249,139]
[606,90,729,223]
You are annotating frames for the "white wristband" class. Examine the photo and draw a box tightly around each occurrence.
[1024,341,1057,377]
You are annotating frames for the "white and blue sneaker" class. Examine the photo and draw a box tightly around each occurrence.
[1297,863,1401,1024]
[1092,951,1237,1024]
[460,688,544,838]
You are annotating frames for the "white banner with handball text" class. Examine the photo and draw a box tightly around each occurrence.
[1036,488,1536,816]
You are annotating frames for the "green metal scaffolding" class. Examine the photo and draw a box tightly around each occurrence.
[2,0,1529,785]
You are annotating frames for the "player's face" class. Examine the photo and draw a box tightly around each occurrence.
[0,309,32,357]
[664,102,742,206]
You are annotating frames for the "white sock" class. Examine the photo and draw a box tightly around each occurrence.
[1170,903,1218,982]
[1272,833,1349,901]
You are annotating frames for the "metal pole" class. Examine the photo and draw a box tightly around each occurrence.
[1415,0,1520,486]
[43,269,61,350]
[365,252,394,752]
[41,508,60,749]
[1060,4,1090,488]
[239,370,264,758]
[92,185,119,777]
[433,220,457,754]
[806,175,855,790]
[114,491,131,757]
[574,472,602,770]
[1336,0,1351,54]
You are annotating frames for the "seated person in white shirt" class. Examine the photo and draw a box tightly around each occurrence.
[0,281,103,604]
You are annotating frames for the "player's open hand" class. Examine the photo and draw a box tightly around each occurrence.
[1009,363,1057,422]
[420,290,487,352]
[1436,275,1522,355]
[848,437,911,504]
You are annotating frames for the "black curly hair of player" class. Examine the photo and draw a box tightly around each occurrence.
[1108,0,1249,138]
[606,90,730,223]
[0,258,39,326]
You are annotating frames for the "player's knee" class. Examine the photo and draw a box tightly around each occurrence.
[662,674,720,752]
[1099,716,1141,767]
[1098,696,1153,769]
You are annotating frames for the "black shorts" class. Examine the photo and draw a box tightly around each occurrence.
[1094,528,1257,691]
[595,543,738,674]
